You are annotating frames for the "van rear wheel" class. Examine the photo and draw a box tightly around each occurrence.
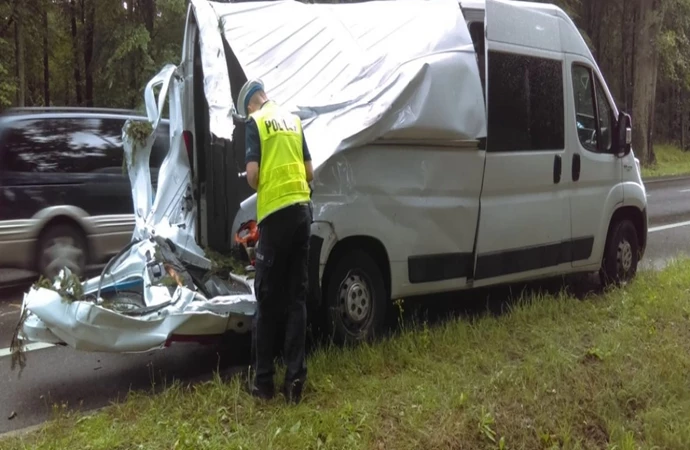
[324,249,387,345]
[600,218,639,287]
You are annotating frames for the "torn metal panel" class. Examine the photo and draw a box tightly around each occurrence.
[13,63,256,358]
[16,246,256,354]
[193,0,486,166]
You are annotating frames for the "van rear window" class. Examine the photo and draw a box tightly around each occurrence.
[486,51,565,153]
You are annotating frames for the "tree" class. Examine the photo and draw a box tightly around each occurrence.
[69,0,83,106]
[631,0,668,165]
[14,1,25,107]
[84,0,95,106]
[43,6,50,106]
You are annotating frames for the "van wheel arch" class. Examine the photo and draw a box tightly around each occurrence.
[600,206,646,286]
[320,236,391,344]
[606,206,646,255]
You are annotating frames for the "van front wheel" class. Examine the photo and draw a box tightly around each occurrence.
[600,218,639,287]
[324,249,387,345]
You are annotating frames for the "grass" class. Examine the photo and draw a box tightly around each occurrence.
[642,144,690,178]
[3,261,690,450]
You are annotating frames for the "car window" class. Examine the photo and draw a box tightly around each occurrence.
[572,64,613,154]
[486,51,565,152]
[595,80,613,153]
[2,118,122,173]
[99,118,169,171]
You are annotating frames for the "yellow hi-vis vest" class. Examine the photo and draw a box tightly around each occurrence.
[250,101,311,224]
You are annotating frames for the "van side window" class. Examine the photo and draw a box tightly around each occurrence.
[486,51,564,152]
[2,118,121,173]
[595,81,613,153]
[572,64,613,153]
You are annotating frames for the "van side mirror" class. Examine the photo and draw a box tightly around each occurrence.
[616,111,632,157]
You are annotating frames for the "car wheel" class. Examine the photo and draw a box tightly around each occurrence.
[37,224,88,281]
[600,218,639,287]
[325,249,387,345]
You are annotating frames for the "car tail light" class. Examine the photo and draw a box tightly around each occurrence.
[183,130,194,172]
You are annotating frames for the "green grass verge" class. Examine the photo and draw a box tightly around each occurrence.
[3,261,690,450]
[642,144,690,179]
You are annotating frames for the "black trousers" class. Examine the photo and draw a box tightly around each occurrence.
[252,202,312,387]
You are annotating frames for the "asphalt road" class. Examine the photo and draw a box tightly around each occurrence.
[1,177,689,436]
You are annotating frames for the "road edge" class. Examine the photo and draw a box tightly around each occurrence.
[643,174,690,184]
[0,423,45,442]
[0,406,106,443]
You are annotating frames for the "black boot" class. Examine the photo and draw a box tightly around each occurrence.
[282,378,304,405]
[247,380,275,401]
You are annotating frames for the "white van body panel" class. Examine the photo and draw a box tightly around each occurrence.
[312,143,485,298]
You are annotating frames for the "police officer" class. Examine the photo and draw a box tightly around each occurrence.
[238,79,313,404]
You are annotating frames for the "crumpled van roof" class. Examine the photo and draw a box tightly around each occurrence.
[192,0,488,168]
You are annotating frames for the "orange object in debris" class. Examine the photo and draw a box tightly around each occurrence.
[235,220,260,265]
[164,264,184,286]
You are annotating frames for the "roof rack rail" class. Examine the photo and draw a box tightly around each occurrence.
[4,106,146,116]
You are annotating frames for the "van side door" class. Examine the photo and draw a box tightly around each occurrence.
[472,0,574,286]
[566,55,624,269]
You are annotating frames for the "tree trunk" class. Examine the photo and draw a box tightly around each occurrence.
[680,88,686,151]
[631,0,665,166]
[84,0,95,107]
[70,0,83,105]
[43,8,50,106]
[624,0,635,112]
[129,1,138,107]
[647,44,661,165]
[14,6,26,107]
[142,0,156,34]
[620,0,627,109]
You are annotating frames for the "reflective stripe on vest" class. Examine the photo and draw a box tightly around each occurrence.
[251,101,311,224]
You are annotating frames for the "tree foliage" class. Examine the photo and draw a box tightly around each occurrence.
[0,0,185,112]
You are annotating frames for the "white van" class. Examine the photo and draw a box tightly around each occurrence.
[177,0,648,344]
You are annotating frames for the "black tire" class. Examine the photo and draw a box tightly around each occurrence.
[324,249,387,345]
[36,223,88,280]
[600,218,639,287]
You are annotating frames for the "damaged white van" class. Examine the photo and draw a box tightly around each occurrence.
[14,0,647,356]
[186,0,647,341]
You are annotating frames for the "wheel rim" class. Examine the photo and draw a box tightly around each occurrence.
[338,271,373,332]
[41,236,85,279]
[617,238,633,276]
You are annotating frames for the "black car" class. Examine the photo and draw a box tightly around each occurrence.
[0,107,169,280]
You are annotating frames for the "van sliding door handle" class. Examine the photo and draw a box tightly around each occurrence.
[572,153,581,182]
[553,154,562,184]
